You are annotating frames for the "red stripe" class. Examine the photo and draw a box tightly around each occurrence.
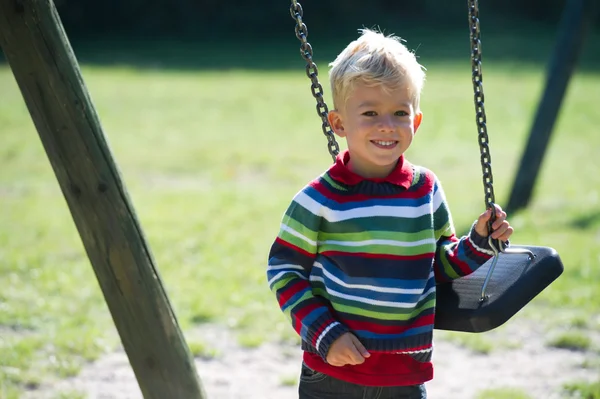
[309,317,337,347]
[321,250,434,261]
[345,314,435,335]
[310,178,433,203]
[445,238,473,276]
[465,236,493,261]
[303,351,433,387]
[291,302,324,335]
[277,279,309,307]
[435,234,471,276]
[275,237,316,259]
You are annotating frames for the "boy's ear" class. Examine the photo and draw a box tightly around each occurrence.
[413,112,423,133]
[328,110,346,138]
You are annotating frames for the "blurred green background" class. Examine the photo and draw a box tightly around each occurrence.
[1,1,599,398]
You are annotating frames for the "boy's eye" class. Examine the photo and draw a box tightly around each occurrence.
[362,111,377,116]
[395,110,409,116]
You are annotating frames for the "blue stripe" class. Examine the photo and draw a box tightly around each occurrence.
[299,307,328,340]
[432,180,441,195]
[457,242,479,273]
[311,265,430,304]
[280,287,312,313]
[316,256,433,287]
[440,240,480,277]
[356,324,433,339]
[305,183,431,211]
[423,275,436,292]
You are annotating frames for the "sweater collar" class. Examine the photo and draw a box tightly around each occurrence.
[328,150,414,189]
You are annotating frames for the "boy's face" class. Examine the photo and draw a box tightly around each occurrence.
[328,82,423,179]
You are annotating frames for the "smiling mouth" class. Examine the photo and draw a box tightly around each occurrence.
[371,140,398,149]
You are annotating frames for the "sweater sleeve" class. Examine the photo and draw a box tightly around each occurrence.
[431,177,496,284]
[267,185,349,361]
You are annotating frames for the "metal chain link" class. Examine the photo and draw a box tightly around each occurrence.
[468,0,499,229]
[289,0,340,162]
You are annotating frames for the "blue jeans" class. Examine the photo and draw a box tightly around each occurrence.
[298,363,427,399]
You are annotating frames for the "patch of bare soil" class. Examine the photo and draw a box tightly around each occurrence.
[28,322,599,399]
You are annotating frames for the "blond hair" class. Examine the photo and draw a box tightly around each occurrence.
[329,29,426,111]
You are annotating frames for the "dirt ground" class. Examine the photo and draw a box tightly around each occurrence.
[29,321,599,399]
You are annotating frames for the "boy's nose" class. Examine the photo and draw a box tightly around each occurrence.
[378,116,396,132]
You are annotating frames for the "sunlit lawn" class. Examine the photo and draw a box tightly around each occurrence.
[1,39,599,397]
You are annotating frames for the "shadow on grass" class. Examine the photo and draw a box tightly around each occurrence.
[1,26,599,72]
[569,210,600,230]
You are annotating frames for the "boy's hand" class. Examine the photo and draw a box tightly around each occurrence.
[326,332,371,367]
[474,204,514,242]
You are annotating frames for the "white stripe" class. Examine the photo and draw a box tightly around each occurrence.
[310,278,418,308]
[324,204,432,223]
[395,347,433,355]
[315,322,341,352]
[313,262,423,294]
[468,236,495,256]
[418,286,436,301]
[294,191,322,216]
[294,193,432,222]
[432,186,445,212]
[319,237,436,248]
[267,263,305,272]
[280,224,317,247]
[267,270,307,287]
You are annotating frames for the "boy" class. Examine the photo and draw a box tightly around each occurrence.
[267,29,513,399]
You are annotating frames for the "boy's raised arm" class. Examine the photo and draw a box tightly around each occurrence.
[267,189,349,360]
[430,179,496,283]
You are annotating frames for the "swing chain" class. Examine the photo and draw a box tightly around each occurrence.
[290,0,340,162]
[468,0,502,245]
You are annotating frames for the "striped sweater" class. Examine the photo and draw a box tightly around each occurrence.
[267,150,495,386]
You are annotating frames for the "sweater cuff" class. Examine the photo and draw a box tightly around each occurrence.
[314,321,350,362]
[305,312,350,362]
[468,222,509,255]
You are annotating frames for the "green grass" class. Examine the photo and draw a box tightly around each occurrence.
[1,36,600,397]
[563,380,600,398]
[475,387,533,399]
[548,332,594,351]
[439,332,496,354]
[187,340,219,360]
[52,392,86,399]
[279,375,298,387]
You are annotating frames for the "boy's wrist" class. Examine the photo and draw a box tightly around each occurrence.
[315,322,350,362]
[469,222,494,254]
[469,222,509,254]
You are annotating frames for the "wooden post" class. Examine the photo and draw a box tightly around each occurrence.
[0,1,206,398]
[506,0,597,214]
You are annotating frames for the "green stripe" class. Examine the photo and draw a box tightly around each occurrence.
[283,290,313,319]
[433,203,449,221]
[313,284,436,316]
[318,241,435,256]
[322,214,432,234]
[322,173,347,191]
[411,167,421,187]
[271,273,299,292]
[434,221,452,240]
[279,229,316,253]
[284,202,321,231]
[314,288,435,320]
[437,244,461,280]
[319,229,433,243]
[285,217,319,242]
[433,203,454,239]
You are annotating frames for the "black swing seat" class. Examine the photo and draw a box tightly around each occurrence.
[434,245,564,333]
